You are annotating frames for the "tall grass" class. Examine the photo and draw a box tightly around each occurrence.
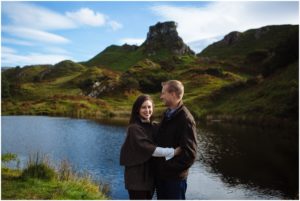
[21,152,56,180]
[1,153,110,199]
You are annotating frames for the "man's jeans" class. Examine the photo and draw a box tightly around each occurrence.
[156,179,187,200]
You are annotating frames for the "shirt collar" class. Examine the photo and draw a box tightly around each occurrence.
[165,101,183,118]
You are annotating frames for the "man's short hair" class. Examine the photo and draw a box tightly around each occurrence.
[162,80,184,100]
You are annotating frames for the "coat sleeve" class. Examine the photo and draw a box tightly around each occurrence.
[120,124,156,166]
[165,118,197,171]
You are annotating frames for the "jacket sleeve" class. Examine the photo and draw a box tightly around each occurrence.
[120,124,156,166]
[165,118,197,171]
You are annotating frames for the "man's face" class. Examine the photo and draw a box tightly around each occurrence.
[160,85,174,107]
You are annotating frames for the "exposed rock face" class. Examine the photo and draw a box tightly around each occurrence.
[87,80,116,98]
[141,21,195,56]
[222,31,241,45]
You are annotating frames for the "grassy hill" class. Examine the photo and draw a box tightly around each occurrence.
[1,24,298,127]
[84,44,144,71]
[200,25,297,60]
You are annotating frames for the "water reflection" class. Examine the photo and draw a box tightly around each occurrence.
[198,122,299,199]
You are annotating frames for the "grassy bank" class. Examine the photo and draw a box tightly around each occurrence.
[1,153,109,200]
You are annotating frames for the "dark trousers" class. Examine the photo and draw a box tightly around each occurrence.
[128,190,153,200]
[156,179,187,200]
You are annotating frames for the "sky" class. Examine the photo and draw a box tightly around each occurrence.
[1,1,299,67]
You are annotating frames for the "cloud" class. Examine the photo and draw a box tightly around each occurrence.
[108,20,123,31]
[119,38,145,45]
[2,2,75,30]
[151,1,299,52]
[2,37,34,46]
[2,26,70,44]
[66,8,106,27]
[187,35,223,53]
[2,2,122,30]
[65,8,123,30]
[2,46,17,54]
[2,47,72,67]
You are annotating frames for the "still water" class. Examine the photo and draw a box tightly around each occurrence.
[1,116,298,199]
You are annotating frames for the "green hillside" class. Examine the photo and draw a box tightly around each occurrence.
[186,62,298,124]
[84,44,144,71]
[199,25,298,75]
[200,25,297,60]
[42,60,86,80]
[1,23,298,127]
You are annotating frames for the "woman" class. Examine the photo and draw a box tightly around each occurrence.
[120,94,181,200]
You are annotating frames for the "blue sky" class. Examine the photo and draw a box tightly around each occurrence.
[1,1,299,67]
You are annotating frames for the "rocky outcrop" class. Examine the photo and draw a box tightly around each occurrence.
[222,31,241,45]
[87,80,117,98]
[141,21,195,56]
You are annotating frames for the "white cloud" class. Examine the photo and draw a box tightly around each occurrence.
[2,46,17,54]
[66,8,106,27]
[2,26,70,44]
[2,37,34,46]
[187,35,223,53]
[108,20,123,31]
[2,49,72,67]
[2,2,75,30]
[2,2,122,31]
[119,38,145,46]
[151,1,299,52]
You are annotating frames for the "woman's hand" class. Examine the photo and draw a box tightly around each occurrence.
[174,147,182,156]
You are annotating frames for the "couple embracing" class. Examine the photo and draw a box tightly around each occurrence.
[120,80,198,200]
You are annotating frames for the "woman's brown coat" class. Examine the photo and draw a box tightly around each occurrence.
[120,120,157,191]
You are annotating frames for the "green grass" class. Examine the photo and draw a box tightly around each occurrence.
[192,62,298,123]
[85,45,145,71]
[1,94,113,119]
[21,73,83,99]
[2,169,108,199]
[1,153,109,200]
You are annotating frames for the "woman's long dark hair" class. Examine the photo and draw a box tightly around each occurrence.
[129,94,154,124]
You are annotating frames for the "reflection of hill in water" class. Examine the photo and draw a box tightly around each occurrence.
[197,122,298,199]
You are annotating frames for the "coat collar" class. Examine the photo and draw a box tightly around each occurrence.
[163,103,184,121]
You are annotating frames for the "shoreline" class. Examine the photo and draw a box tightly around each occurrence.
[1,111,297,129]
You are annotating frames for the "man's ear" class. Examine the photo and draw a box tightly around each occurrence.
[171,92,177,99]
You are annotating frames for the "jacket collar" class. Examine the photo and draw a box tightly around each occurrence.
[135,118,151,126]
[163,102,184,121]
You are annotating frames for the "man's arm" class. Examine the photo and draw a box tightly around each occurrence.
[165,119,197,171]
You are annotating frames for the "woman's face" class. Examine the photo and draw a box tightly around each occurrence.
[139,100,153,120]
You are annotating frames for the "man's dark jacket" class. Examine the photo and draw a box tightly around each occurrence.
[154,104,197,180]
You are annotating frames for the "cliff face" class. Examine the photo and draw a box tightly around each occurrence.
[141,21,195,56]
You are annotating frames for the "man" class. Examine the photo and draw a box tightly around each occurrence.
[154,80,198,200]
